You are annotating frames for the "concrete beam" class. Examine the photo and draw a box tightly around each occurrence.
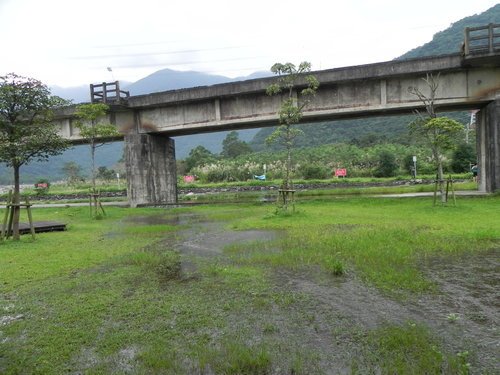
[477,99,500,192]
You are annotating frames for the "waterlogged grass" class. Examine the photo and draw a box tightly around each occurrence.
[355,322,471,374]
[215,196,500,294]
[0,196,498,373]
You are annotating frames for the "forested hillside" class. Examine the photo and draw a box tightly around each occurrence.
[399,4,500,59]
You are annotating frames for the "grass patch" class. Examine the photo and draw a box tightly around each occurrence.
[197,339,271,375]
[355,322,471,374]
[219,196,499,295]
[0,196,497,373]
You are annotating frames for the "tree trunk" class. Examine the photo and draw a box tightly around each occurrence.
[91,140,96,193]
[437,160,446,203]
[433,147,446,203]
[285,126,292,190]
[12,164,21,240]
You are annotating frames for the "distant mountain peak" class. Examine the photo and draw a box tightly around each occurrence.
[125,68,270,96]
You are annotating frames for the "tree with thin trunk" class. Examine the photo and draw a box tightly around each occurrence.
[74,103,119,192]
[265,62,319,209]
[0,73,69,240]
[408,74,464,203]
[74,103,119,217]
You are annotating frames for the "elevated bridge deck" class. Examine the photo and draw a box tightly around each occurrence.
[52,30,500,205]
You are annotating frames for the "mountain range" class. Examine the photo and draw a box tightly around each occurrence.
[1,4,498,184]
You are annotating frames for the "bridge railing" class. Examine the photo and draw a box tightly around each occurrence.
[464,23,500,56]
[90,81,129,104]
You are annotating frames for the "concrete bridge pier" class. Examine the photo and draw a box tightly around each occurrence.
[125,134,177,207]
[477,99,500,193]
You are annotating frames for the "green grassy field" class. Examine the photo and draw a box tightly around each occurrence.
[0,195,498,374]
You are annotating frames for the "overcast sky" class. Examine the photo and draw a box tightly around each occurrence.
[0,0,498,87]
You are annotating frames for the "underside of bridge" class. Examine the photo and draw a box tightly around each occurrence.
[123,98,500,207]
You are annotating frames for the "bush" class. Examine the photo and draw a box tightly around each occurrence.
[374,151,398,177]
[299,164,330,179]
[451,143,476,173]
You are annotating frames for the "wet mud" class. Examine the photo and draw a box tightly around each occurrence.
[147,213,500,373]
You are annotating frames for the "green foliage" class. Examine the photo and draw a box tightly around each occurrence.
[451,143,476,173]
[266,61,319,192]
[74,103,120,194]
[96,166,117,181]
[74,103,118,141]
[410,117,464,152]
[298,164,330,179]
[185,145,217,172]
[221,130,252,158]
[374,150,399,177]
[190,142,439,183]
[0,73,70,238]
[0,73,70,174]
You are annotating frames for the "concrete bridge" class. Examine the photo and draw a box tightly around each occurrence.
[55,26,500,206]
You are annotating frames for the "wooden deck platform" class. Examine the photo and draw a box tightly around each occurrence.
[1,221,67,236]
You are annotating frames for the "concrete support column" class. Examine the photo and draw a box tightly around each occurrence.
[477,99,500,193]
[125,134,177,207]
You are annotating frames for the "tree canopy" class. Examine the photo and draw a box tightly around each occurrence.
[221,131,252,158]
[0,73,69,170]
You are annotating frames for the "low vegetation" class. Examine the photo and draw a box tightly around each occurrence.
[1,195,498,373]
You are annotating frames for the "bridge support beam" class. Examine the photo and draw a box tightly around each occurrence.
[125,134,177,207]
[477,99,500,193]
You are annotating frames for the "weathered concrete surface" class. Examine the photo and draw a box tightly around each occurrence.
[124,54,500,136]
[55,53,500,140]
[477,99,500,192]
[124,134,177,207]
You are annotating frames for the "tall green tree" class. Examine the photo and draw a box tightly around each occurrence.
[0,73,69,239]
[266,62,319,197]
[221,131,252,158]
[408,74,464,202]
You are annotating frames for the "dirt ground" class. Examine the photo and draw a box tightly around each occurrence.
[141,213,500,374]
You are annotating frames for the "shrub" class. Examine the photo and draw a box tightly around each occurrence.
[451,143,476,173]
[374,151,398,177]
[299,164,330,179]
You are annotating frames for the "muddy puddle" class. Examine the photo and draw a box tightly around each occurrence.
[124,213,201,226]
